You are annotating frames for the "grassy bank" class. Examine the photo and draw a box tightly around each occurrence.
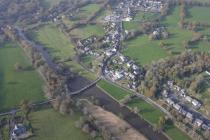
[97,80,131,101]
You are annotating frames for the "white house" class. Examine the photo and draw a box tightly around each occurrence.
[173,103,181,111]
[205,71,210,76]
[127,61,133,67]
[192,99,201,109]
[119,55,128,62]
[113,70,124,80]
[186,112,193,121]
[162,90,168,98]
[166,98,174,106]
[132,64,139,70]
[129,73,135,79]
[105,51,112,57]
[179,108,187,116]
[194,118,203,127]
[185,96,192,102]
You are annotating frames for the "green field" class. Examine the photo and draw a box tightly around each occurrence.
[98,80,131,101]
[123,6,210,65]
[77,4,101,20]
[28,24,96,80]
[0,43,44,111]
[71,24,105,39]
[41,0,62,9]
[126,98,164,125]
[134,12,159,21]
[164,124,191,140]
[31,24,75,60]
[123,35,169,65]
[95,8,112,22]
[186,6,210,24]
[123,12,159,31]
[29,108,100,140]
[123,21,140,31]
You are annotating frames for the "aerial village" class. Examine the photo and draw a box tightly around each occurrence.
[1,0,210,140]
[76,0,210,135]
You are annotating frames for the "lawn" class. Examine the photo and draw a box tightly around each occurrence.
[41,0,62,9]
[123,12,159,31]
[31,24,75,60]
[71,24,105,39]
[123,21,141,31]
[126,98,164,125]
[134,12,159,21]
[162,6,180,26]
[95,8,112,22]
[191,41,210,52]
[123,35,169,65]
[186,6,210,24]
[164,124,192,140]
[98,80,131,101]
[28,24,96,80]
[29,108,101,140]
[0,42,44,112]
[77,4,101,20]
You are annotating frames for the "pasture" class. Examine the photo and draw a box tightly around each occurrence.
[186,6,210,24]
[0,42,44,111]
[126,98,164,125]
[71,24,105,39]
[28,24,96,80]
[76,4,101,20]
[97,80,131,101]
[29,109,100,140]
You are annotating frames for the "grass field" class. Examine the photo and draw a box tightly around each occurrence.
[41,0,62,9]
[123,35,169,65]
[71,24,105,39]
[134,12,159,21]
[164,124,192,140]
[191,41,210,52]
[186,6,210,24]
[126,98,164,125]
[0,42,44,111]
[31,24,75,60]
[123,21,141,31]
[123,6,210,65]
[28,24,96,80]
[123,12,158,31]
[29,108,101,140]
[95,8,112,22]
[77,4,101,20]
[98,80,131,101]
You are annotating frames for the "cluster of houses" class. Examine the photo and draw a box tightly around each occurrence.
[77,36,102,57]
[162,81,210,131]
[102,2,144,89]
[166,81,202,109]
[104,0,164,22]
[117,0,164,13]
[150,27,169,40]
[11,124,28,140]
[103,21,122,56]
[105,54,145,89]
